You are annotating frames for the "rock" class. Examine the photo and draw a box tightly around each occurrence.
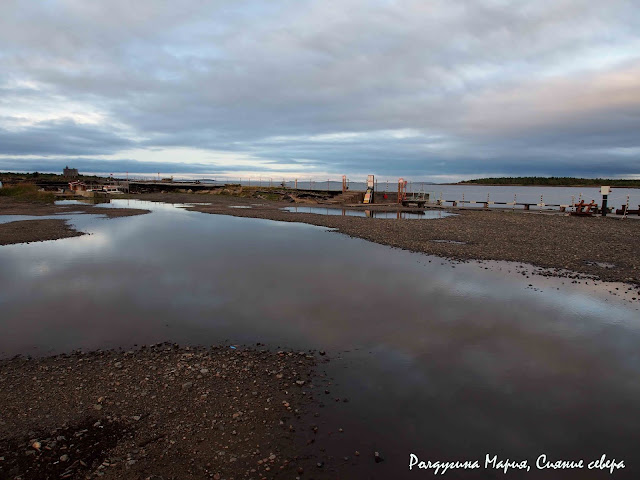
[60,454,69,462]
[114,362,123,369]
[374,451,384,463]
[182,382,193,390]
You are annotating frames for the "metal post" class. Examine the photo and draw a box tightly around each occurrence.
[623,195,629,219]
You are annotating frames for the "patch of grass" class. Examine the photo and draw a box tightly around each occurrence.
[262,193,281,201]
[0,184,55,203]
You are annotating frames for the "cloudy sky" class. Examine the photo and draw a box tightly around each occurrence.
[1,0,639,181]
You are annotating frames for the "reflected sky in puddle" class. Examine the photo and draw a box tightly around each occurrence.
[282,206,455,219]
[1,199,639,477]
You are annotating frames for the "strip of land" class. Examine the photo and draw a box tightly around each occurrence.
[0,219,84,246]
[0,198,150,246]
[134,192,640,286]
[0,345,331,480]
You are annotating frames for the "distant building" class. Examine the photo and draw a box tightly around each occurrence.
[63,166,79,177]
[68,181,87,192]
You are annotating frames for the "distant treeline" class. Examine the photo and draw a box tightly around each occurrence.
[1,171,110,184]
[459,177,640,187]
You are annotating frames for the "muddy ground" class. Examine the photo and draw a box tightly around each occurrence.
[0,219,84,246]
[132,192,640,286]
[0,198,150,246]
[0,345,347,480]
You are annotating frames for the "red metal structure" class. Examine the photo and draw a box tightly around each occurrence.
[571,199,597,216]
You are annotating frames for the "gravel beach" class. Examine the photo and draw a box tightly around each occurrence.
[0,345,334,480]
[135,192,640,286]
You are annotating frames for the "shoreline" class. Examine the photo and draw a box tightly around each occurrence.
[1,193,638,286]
[0,198,150,246]
[134,192,639,287]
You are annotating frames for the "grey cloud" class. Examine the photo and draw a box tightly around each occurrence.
[1,0,639,178]
[0,120,135,156]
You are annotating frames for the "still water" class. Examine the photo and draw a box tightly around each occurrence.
[282,206,455,219]
[1,200,639,478]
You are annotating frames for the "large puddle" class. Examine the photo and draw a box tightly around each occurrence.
[282,205,455,219]
[1,200,639,477]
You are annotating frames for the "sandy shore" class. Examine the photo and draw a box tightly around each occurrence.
[134,192,640,286]
[0,198,150,246]
[0,345,335,479]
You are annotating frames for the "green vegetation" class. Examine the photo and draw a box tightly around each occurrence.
[0,184,55,203]
[0,171,111,184]
[459,177,640,187]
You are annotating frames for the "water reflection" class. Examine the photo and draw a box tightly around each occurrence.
[56,198,112,205]
[282,206,455,219]
[1,200,639,478]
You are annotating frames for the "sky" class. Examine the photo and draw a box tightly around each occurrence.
[1,0,639,182]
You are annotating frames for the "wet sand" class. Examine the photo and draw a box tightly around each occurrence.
[135,192,640,286]
[0,345,336,480]
[0,198,150,246]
